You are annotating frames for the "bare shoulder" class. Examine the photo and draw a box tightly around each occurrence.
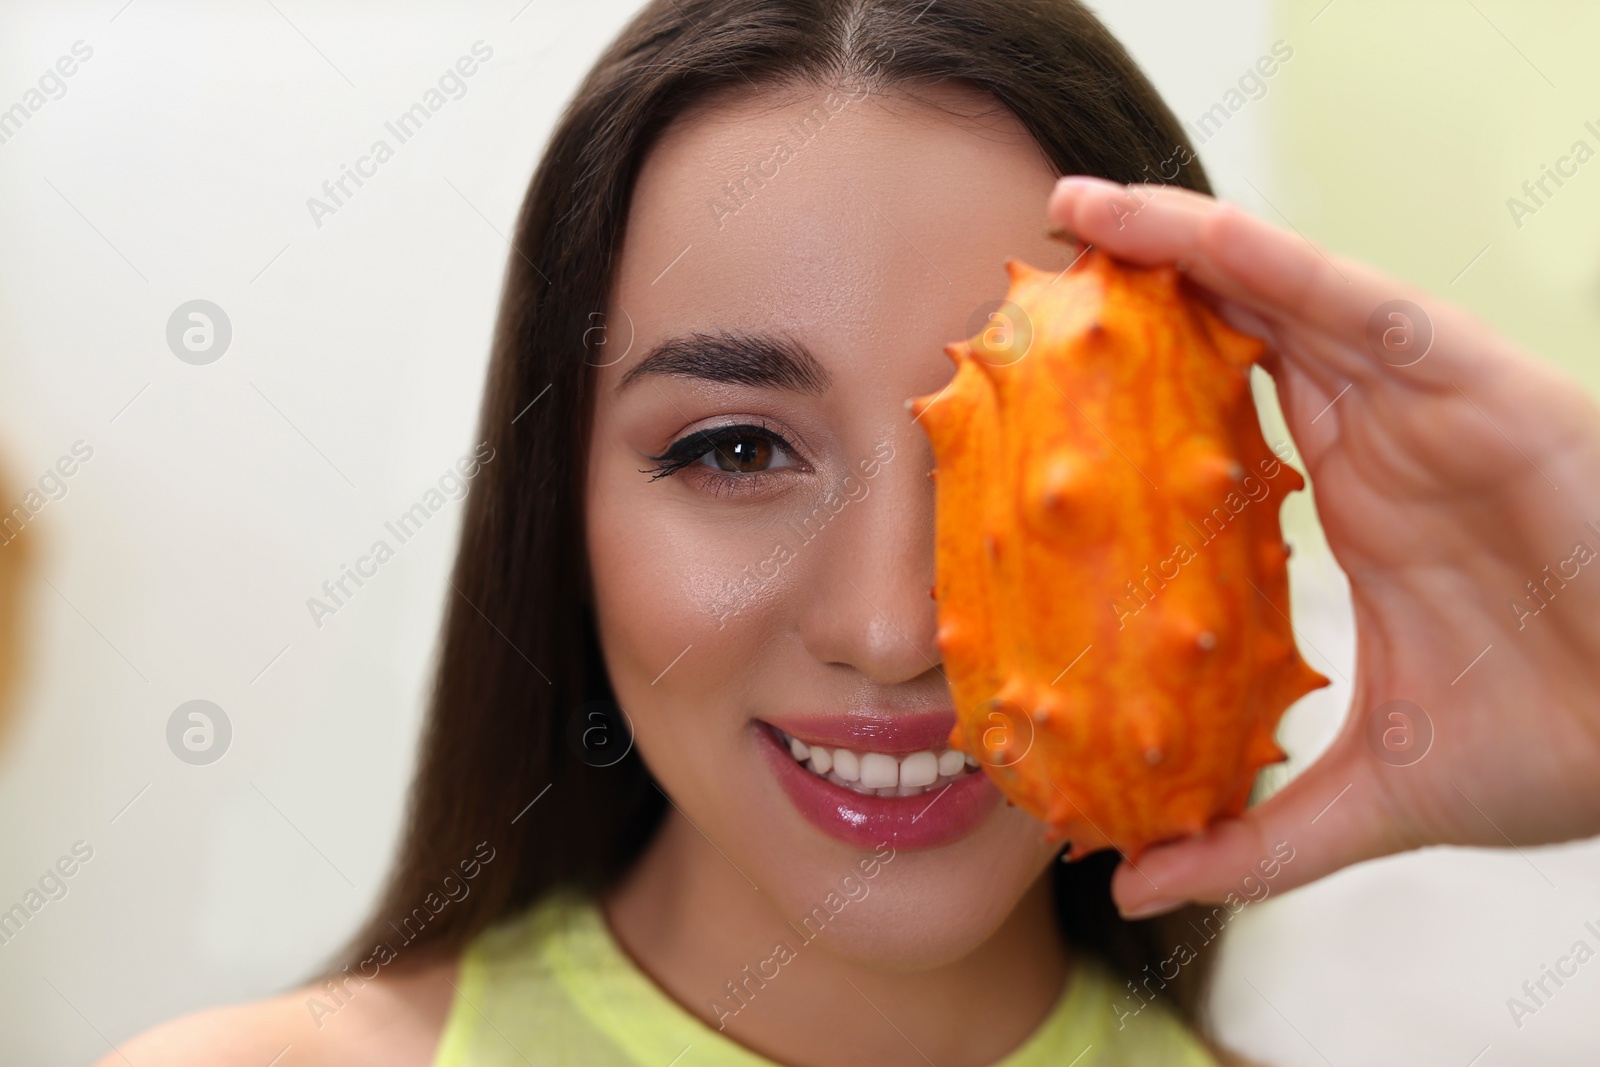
[96,954,459,1067]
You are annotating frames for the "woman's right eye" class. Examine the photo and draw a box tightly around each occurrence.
[641,423,803,485]
[696,432,788,473]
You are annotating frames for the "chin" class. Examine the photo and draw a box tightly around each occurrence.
[784,831,1060,971]
[732,712,1063,971]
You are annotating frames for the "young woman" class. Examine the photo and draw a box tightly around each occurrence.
[111,1,1600,1064]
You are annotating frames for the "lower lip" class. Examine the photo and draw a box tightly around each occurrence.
[757,724,1002,851]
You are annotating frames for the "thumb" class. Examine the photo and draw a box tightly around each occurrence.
[1109,743,1403,918]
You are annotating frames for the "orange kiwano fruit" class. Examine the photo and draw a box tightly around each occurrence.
[907,248,1329,861]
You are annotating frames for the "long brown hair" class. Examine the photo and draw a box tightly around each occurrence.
[336,0,1221,1029]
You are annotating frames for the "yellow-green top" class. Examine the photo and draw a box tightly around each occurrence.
[431,891,1219,1067]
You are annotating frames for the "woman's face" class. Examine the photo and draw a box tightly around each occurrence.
[586,81,1073,967]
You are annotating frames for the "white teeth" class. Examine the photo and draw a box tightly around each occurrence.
[899,751,938,788]
[858,752,900,789]
[773,727,979,796]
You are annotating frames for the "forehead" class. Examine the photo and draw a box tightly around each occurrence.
[603,81,1064,384]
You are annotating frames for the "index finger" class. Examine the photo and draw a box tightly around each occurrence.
[1048,175,1561,409]
[1046,175,1398,348]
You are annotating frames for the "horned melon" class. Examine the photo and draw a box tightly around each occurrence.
[908,248,1328,860]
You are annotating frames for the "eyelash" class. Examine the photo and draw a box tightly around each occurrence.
[640,421,804,493]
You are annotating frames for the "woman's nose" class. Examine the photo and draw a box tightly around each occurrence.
[795,448,941,686]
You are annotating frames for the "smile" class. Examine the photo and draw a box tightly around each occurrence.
[770,726,979,797]
[756,713,1002,850]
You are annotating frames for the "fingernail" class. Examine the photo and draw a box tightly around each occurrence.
[1120,897,1184,920]
[1055,174,1114,195]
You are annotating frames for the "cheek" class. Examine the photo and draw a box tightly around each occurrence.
[585,456,791,761]
[588,495,714,676]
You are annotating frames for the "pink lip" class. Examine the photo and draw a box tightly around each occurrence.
[756,722,1002,851]
[762,710,957,755]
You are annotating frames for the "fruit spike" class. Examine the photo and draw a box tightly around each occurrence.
[910,248,1329,861]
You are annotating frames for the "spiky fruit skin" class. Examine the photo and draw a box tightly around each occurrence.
[908,250,1329,861]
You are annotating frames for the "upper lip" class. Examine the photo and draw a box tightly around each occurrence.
[760,710,957,755]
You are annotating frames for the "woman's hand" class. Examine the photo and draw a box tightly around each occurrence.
[1045,175,1600,917]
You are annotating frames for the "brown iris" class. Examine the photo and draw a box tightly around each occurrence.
[710,436,773,473]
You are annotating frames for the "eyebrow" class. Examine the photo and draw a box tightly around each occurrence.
[615,329,832,396]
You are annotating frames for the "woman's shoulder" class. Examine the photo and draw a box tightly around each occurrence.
[95,955,459,1067]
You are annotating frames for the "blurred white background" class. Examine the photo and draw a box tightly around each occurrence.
[0,1,1595,1065]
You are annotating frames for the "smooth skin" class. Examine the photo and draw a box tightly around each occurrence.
[1045,177,1600,920]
